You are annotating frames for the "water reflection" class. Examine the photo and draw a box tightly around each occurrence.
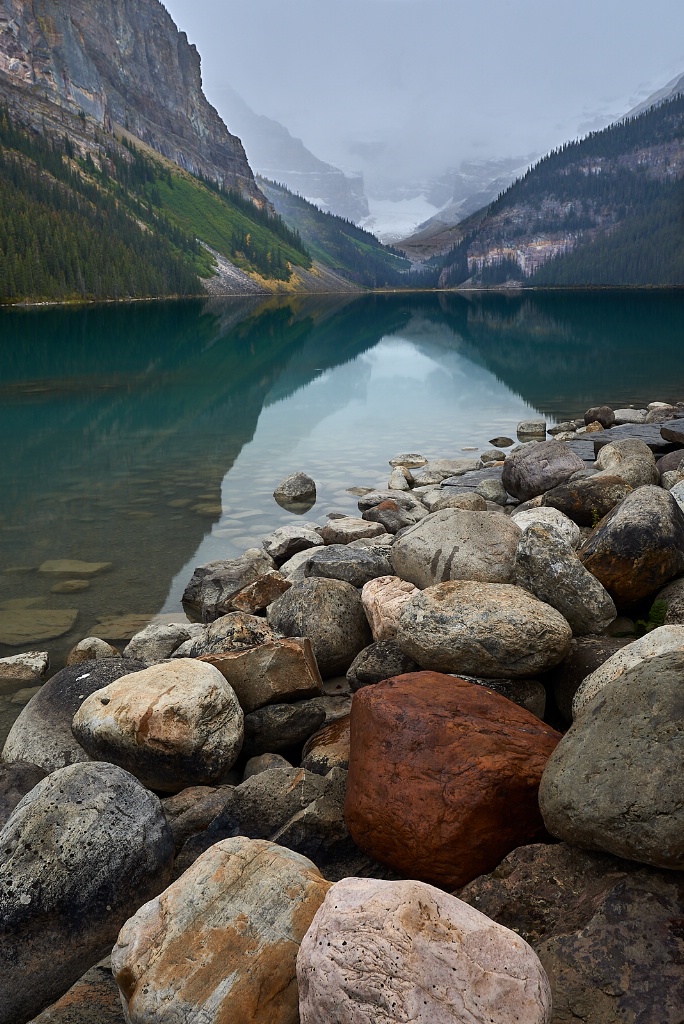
[1,290,683,684]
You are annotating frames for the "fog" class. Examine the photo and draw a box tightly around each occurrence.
[164,0,684,191]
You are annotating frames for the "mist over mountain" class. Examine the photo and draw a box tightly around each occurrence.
[217,87,369,223]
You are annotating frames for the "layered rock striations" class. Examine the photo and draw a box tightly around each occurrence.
[0,0,259,197]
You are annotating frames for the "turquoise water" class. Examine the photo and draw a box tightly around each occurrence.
[1,290,684,689]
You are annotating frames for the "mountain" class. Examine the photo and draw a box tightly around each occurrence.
[626,72,684,119]
[0,0,372,301]
[0,0,258,197]
[424,94,684,288]
[257,178,439,289]
[363,157,535,248]
[217,87,369,224]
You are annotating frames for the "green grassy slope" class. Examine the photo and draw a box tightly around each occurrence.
[0,109,315,303]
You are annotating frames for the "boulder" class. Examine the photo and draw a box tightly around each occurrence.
[267,579,371,677]
[388,452,428,468]
[388,466,412,490]
[517,419,547,437]
[319,517,386,545]
[0,762,172,1024]
[391,509,521,589]
[173,767,334,874]
[571,624,684,719]
[243,753,293,780]
[1,659,147,773]
[660,421,684,445]
[198,637,323,713]
[584,405,615,428]
[490,435,514,447]
[545,636,632,723]
[511,506,581,548]
[540,650,684,869]
[182,549,276,623]
[278,549,313,584]
[655,576,684,623]
[502,439,584,501]
[0,761,47,828]
[411,458,479,486]
[613,407,648,424]
[122,622,201,666]
[262,523,324,565]
[357,490,426,514]
[474,477,508,504]
[396,581,572,678]
[479,448,507,465]
[273,471,317,508]
[303,544,392,588]
[28,959,124,1024]
[269,767,384,882]
[65,638,121,667]
[72,660,244,793]
[458,842,684,1024]
[297,876,551,1024]
[656,448,684,479]
[578,485,684,608]
[361,499,426,533]
[0,651,49,696]
[428,491,488,513]
[113,838,330,1024]
[594,438,659,487]
[230,570,291,613]
[542,473,632,526]
[301,716,350,775]
[456,675,546,719]
[181,611,279,658]
[164,787,234,854]
[345,672,561,887]
[361,575,419,642]
[243,700,327,758]
[514,524,616,635]
[346,640,420,691]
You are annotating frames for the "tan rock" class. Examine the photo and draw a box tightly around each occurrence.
[199,637,323,713]
[319,517,386,545]
[297,877,551,1024]
[361,576,419,642]
[38,560,112,576]
[0,652,49,695]
[231,570,292,613]
[0,609,79,646]
[51,579,91,594]
[65,638,121,666]
[72,660,244,792]
[113,838,331,1024]
[301,715,351,775]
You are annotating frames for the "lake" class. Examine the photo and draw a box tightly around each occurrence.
[1,289,684,738]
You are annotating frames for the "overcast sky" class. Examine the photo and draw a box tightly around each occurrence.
[164,0,684,189]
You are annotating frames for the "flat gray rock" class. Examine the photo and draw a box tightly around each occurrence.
[303,545,393,588]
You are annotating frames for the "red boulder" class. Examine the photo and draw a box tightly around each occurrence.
[344,672,561,888]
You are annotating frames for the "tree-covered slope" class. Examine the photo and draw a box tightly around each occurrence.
[258,178,438,289]
[436,94,684,288]
[0,109,313,303]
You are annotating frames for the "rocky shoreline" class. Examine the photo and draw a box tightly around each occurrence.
[2,399,684,1024]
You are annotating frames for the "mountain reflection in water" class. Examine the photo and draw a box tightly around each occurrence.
[1,290,683,686]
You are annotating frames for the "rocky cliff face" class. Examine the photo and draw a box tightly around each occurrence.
[0,0,259,197]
